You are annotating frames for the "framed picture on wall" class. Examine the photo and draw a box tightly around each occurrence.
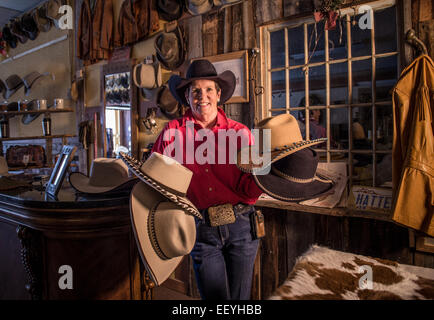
[195,50,249,104]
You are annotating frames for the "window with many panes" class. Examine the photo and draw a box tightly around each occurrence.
[260,0,399,188]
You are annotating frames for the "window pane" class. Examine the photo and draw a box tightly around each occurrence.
[352,59,372,103]
[376,55,398,102]
[307,21,325,63]
[271,110,287,116]
[271,70,285,109]
[288,24,305,66]
[270,29,285,69]
[351,14,371,57]
[375,7,397,54]
[330,62,348,105]
[331,107,348,150]
[328,18,347,60]
[308,108,327,148]
[352,107,372,150]
[353,153,373,186]
[309,65,326,103]
[290,68,305,107]
[376,153,392,187]
[290,109,307,139]
[376,104,393,150]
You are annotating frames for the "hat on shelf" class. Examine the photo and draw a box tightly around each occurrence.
[34,4,52,33]
[154,24,185,70]
[21,100,42,125]
[68,158,139,194]
[236,113,328,174]
[186,0,213,16]
[157,0,184,21]
[45,0,62,29]
[10,19,28,44]
[3,75,24,100]
[21,12,40,41]
[133,61,162,89]
[156,84,180,119]
[2,25,18,49]
[23,71,53,96]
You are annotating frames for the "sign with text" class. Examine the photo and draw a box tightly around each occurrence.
[348,186,392,213]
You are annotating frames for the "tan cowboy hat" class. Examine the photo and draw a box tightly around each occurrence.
[236,113,327,173]
[69,158,138,194]
[133,61,162,89]
[119,152,202,219]
[130,181,196,285]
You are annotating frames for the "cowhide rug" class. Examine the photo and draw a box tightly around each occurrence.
[269,245,434,300]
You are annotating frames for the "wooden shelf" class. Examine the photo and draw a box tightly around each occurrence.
[256,198,392,222]
[0,108,74,116]
[0,134,76,142]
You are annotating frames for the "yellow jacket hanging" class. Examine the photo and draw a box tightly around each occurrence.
[392,54,433,236]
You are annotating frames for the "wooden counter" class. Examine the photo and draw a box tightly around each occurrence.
[0,185,144,300]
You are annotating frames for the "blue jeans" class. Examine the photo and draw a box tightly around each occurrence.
[190,207,259,300]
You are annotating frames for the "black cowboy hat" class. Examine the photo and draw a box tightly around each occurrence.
[21,13,40,41]
[253,148,335,202]
[157,0,184,21]
[2,25,18,49]
[10,19,28,44]
[168,59,236,106]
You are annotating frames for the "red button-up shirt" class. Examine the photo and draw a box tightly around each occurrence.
[151,108,263,210]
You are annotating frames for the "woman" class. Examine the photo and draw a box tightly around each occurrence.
[151,59,263,300]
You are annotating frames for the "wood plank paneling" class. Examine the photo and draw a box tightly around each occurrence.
[202,11,220,57]
[255,0,283,25]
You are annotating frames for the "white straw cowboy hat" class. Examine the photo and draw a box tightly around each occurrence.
[69,158,138,194]
[119,152,202,219]
[236,113,327,174]
[130,181,196,285]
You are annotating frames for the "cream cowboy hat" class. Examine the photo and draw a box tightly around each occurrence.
[130,181,196,285]
[236,113,327,174]
[69,158,138,194]
[119,152,202,219]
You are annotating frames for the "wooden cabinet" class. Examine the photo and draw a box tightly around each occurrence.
[0,187,144,300]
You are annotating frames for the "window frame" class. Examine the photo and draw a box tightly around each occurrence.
[258,0,403,189]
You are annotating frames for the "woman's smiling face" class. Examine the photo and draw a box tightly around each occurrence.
[186,79,221,121]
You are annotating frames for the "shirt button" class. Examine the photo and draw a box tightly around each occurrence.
[205,168,209,173]
[209,187,213,192]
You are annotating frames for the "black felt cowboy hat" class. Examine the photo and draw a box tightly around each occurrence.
[168,59,236,106]
[157,0,184,21]
[21,13,40,41]
[253,148,335,202]
[2,25,18,49]
[10,19,28,44]
[156,84,180,119]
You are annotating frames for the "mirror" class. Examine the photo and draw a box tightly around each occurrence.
[102,61,138,159]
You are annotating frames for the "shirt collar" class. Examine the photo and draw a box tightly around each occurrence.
[181,107,229,129]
